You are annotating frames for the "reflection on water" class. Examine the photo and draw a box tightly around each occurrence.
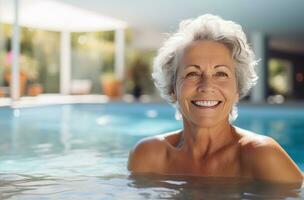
[129,175,303,200]
[0,173,303,200]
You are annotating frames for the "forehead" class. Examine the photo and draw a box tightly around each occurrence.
[180,40,233,66]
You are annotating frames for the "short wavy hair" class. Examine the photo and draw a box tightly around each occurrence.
[152,14,258,122]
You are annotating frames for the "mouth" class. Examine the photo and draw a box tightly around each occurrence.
[191,100,222,108]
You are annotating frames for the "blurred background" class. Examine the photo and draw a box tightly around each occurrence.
[1,0,304,104]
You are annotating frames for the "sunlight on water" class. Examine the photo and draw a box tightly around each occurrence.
[0,103,303,199]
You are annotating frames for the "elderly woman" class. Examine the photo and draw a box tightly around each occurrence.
[128,14,303,183]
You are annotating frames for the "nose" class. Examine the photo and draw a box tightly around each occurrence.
[197,74,215,93]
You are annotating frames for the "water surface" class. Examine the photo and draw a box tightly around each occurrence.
[0,103,303,199]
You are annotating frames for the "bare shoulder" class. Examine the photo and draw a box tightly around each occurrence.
[127,134,171,173]
[235,127,303,183]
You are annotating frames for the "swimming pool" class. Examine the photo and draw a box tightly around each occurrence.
[0,103,303,199]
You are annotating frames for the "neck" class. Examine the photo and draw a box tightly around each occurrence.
[179,118,237,160]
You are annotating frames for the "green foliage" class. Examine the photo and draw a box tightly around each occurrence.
[124,48,156,94]
[72,31,115,74]
[268,58,289,95]
[0,25,157,96]
[0,23,60,92]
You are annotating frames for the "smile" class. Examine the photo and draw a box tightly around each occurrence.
[191,100,222,108]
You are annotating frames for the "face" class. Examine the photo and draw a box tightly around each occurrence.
[174,40,239,128]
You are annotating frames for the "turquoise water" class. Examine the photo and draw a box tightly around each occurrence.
[0,103,303,199]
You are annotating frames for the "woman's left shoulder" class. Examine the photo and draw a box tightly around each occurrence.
[234,127,303,183]
[234,126,277,150]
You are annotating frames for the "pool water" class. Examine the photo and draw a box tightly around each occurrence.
[0,103,303,199]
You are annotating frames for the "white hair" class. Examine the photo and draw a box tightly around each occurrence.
[152,14,258,122]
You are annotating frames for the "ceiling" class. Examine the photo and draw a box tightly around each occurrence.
[2,0,304,50]
[60,0,304,37]
[0,0,127,32]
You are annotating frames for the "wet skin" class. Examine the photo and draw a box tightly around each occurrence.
[128,41,304,184]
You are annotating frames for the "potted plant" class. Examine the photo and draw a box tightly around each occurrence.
[2,52,43,96]
[2,52,28,96]
[21,55,44,96]
[3,69,28,96]
[100,72,122,99]
[27,82,43,96]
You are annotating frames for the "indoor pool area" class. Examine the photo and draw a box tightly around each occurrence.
[2,0,304,199]
[0,102,303,199]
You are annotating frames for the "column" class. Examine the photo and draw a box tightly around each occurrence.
[60,31,71,95]
[115,29,125,80]
[251,32,267,103]
[11,0,20,101]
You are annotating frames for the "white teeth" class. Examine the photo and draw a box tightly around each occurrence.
[193,100,220,107]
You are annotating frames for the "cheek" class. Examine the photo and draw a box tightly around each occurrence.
[175,82,193,112]
[176,80,192,98]
[220,83,237,93]
[218,77,238,91]
[217,81,239,101]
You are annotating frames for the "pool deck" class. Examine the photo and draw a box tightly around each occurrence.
[0,94,303,108]
[0,94,156,108]
[0,95,109,108]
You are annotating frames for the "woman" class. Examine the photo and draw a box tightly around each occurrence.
[128,14,303,183]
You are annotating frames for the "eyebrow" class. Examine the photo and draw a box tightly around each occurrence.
[214,65,231,70]
[184,64,200,69]
[184,64,231,70]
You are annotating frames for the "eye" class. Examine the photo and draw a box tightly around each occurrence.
[215,71,228,77]
[185,71,200,78]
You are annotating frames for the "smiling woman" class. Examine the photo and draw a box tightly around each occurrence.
[128,14,303,185]
[175,40,238,128]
